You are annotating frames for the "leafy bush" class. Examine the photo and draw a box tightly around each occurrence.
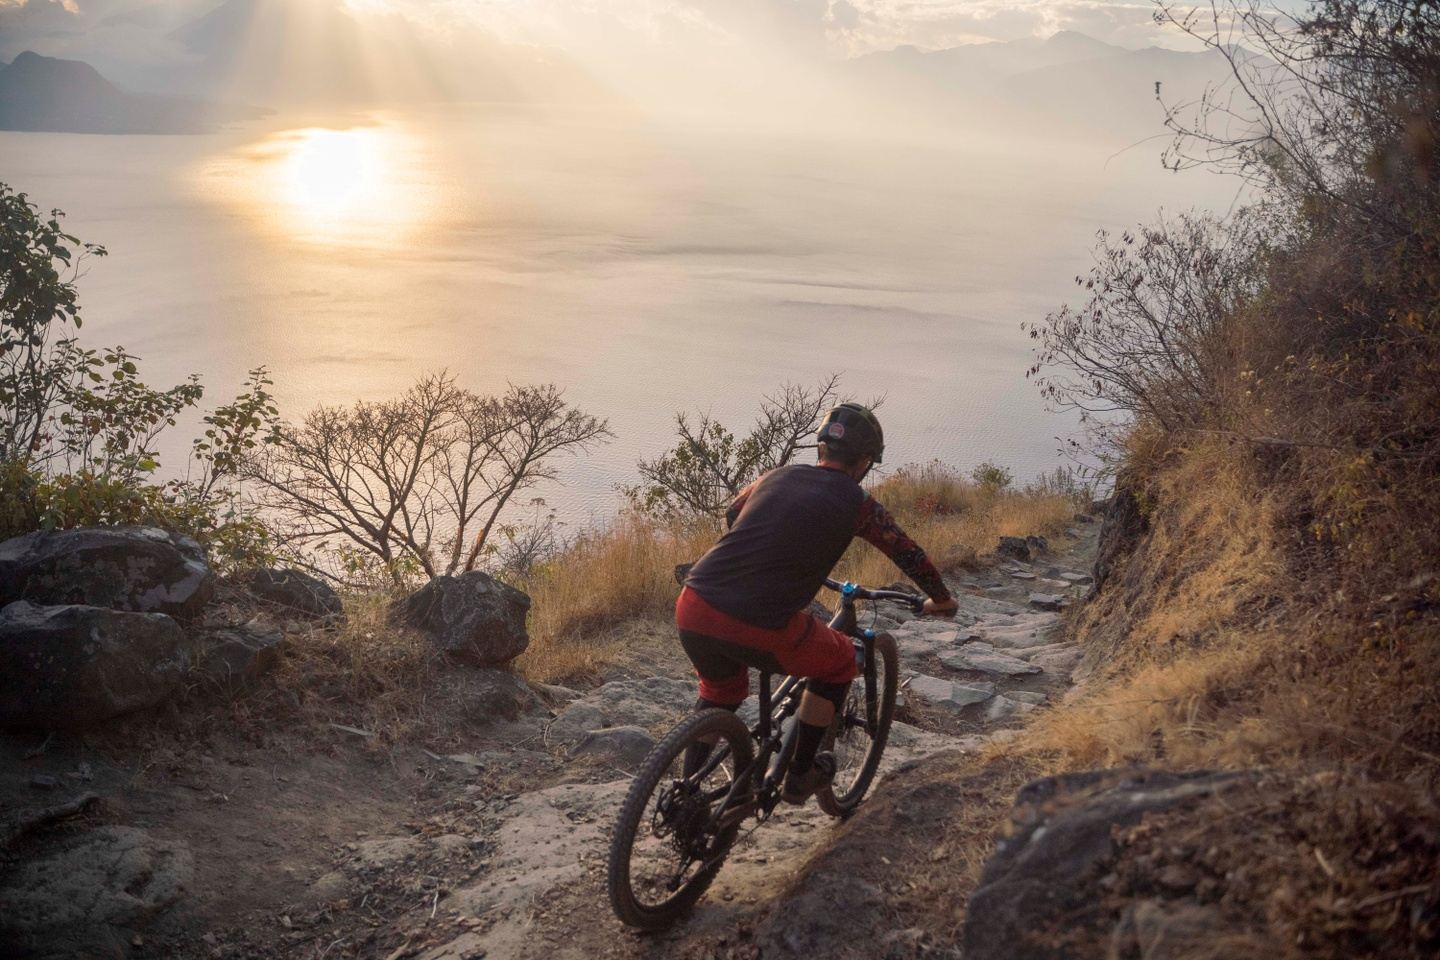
[0,182,276,571]
[969,461,1013,494]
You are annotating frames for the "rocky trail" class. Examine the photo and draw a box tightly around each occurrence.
[0,520,1098,959]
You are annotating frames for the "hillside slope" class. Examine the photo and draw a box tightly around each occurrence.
[0,50,258,134]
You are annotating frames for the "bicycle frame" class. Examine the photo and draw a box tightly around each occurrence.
[693,580,897,831]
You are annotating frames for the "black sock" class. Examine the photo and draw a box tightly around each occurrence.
[790,720,827,775]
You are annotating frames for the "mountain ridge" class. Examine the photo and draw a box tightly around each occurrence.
[0,49,262,134]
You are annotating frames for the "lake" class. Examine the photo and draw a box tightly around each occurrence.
[0,105,1243,527]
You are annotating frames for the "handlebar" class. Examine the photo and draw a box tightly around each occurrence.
[822,578,926,614]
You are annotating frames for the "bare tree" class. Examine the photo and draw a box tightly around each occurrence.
[1025,211,1264,436]
[629,374,850,518]
[1156,1,1440,227]
[246,374,609,584]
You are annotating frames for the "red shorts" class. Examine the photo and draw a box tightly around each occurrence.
[674,587,858,706]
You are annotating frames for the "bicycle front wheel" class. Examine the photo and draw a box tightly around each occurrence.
[607,707,754,930]
[819,632,898,817]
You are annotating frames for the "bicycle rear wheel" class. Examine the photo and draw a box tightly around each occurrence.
[607,708,754,930]
[818,632,898,817]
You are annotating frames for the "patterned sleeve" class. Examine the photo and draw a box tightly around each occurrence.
[854,496,953,602]
[725,477,762,529]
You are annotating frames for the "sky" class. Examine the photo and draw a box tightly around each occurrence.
[0,0,1230,68]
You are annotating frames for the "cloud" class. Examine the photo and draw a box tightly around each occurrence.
[839,1,1178,53]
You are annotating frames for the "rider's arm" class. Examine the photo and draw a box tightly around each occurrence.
[854,496,955,607]
[724,478,761,529]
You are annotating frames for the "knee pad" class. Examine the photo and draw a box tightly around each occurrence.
[806,679,850,711]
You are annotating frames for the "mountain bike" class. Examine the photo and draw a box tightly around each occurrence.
[607,578,923,930]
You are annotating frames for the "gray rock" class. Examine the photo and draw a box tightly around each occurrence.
[456,668,538,721]
[391,571,530,666]
[533,682,580,702]
[906,674,995,710]
[1027,592,1068,612]
[996,536,1031,562]
[0,526,213,619]
[1060,572,1094,585]
[547,676,695,744]
[1029,647,1083,674]
[938,641,1041,677]
[189,621,287,689]
[1025,534,1050,555]
[547,702,606,744]
[963,768,1256,960]
[1009,570,1037,580]
[246,567,343,619]
[984,695,1044,722]
[0,601,188,727]
[0,826,193,956]
[570,725,656,768]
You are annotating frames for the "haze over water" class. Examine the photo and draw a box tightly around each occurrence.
[0,104,1242,525]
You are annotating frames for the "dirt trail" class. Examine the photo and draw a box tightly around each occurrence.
[404,520,1100,960]
[0,520,1097,959]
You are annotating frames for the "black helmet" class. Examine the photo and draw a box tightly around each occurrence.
[816,402,884,464]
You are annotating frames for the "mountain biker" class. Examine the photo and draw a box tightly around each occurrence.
[676,402,959,805]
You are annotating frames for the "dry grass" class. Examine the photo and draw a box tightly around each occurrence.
[1005,437,1440,781]
[517,463,1080,685]
[516,512,720,684]
[833,461,1081,586]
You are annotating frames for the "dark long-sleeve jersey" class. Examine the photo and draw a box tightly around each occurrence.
[684,463,952,629]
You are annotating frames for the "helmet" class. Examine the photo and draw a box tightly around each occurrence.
[816,402,884,464]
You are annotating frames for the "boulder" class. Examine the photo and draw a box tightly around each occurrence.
[963,768,1255,960]
[391,571,530,666]
[1059,571,1094,585]
[0,526,213,619]
[0,601,188,727]
[246,567,343,619]
[996,536,1031,562]
[1094,479,1147,590]
[1025,534,1050,555]
[0,825,193,957]
[189,622,287,689]
[937,641,1041,677]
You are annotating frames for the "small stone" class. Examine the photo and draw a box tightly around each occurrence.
[906,675,995,710]
[29,774,59,790]
[1156,863,1199,894]
[1027,592,1068,611]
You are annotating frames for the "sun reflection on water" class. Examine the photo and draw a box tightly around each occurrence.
[201,120,434,248]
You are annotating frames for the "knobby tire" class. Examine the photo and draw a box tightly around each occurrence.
[607,708,754,930]
[818,631,898,818]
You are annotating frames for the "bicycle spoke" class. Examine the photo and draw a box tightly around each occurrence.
[625,744,738,911]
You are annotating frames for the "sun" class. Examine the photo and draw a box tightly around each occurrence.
[284,127,385,223]
[199,119,436,250]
